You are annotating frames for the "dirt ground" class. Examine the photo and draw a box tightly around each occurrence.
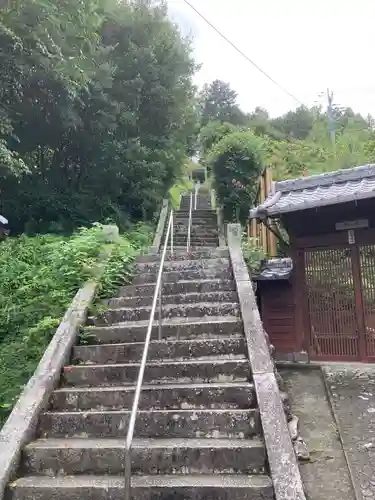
[281,367,356,500]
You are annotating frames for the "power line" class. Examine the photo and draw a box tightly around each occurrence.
[182,0,304,106]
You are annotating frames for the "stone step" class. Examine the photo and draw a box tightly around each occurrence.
[166,239,219,246]
[132,268,231,285]
[162,234,219,243]
[118,279,236,298]
[23,438,266,476]
[161,238,219,245]
[7,474,274,500]
[169,233,218,238]
[174,210,217,221]
[40,409,256,439]
[171,240,218,247]
[83,315,243,344]
[73,337,246,364]
[50,381,256,411]
[135,258,230,273]
[169,242,219,248]
[172,224,218,231]
[176,210,216,216]
[136,248,229,263]
[107,290,238,308]
[91,302,240,325]
[62,359,250,387]
[171,220,218,227]
[165,225,218,232]
[40,409,261,440]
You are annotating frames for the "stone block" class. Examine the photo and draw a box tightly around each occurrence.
[253,372,306,500]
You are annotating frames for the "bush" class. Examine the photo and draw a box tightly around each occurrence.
[208,131,264,224]
[242,235,265,274]
[0,223,152,425]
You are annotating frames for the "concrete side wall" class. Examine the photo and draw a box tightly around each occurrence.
[227,223,306,500]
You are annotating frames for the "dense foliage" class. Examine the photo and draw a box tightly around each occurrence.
[0,223,151,425]
[0,0,196,234]
[198,79,375,222]
[208,131,264,223]
[199,80,247,127]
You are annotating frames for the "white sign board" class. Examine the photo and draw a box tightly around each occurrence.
[335,219,369,231]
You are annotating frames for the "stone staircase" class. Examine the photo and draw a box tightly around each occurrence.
[163,194,218,248]
[6,202,274,499]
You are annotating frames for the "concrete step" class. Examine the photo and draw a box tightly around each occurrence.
[171,221,218,228]
[135,258,230,273]
[39,408,259,437]
[166,240,219,247]
[132,268,231,285]
[162,236,219,245]
[7,474,274,500]
[83,315,243,344]
[172,224,218,231]
[107,290,238,308]
[117,279,236,298]
[176,210,216,216]
[165,226,218,234]
[91,302,240,325]
[174,214,217,220]
[23,438,266,476]
[171,241,218,248]
[73,337,247,364]
[62,359,250,387]
[169,233,218,240]
[50,381,256,411]
[136,248,229,263]
[37,409,257,441]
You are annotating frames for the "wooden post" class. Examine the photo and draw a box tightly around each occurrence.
[251,219,257,243]
[264,167,277,257]
[260,172,267,255]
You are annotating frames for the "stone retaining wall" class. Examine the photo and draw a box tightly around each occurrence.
[227,223,306,500]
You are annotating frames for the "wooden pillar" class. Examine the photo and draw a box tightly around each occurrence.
[260,173,267,255]
[264,167,277,257]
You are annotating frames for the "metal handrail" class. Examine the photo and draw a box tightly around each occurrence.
[186,191,193,252]
[124,210,174,499]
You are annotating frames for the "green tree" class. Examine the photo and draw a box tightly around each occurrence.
[271,106,314,140]
[208,131,264,223]
[199,120,238,157]
[0,0,197,233]
[199,79,247,127]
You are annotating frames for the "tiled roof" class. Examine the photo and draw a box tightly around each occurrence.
[253,258,293,281]
[250,163,375,217]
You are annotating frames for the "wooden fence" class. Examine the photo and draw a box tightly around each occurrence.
[248,166,278,257]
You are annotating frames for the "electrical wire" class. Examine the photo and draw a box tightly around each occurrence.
[182,0,304,106]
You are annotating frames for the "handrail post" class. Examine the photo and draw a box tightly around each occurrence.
[124,211,174,500]
[187,192,193,252]
[124,450,131,499]
[171,211,174,255]
[158,276,162,341]
[194,183,198,210]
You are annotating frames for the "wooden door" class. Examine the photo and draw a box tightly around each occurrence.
[304,246,361,360]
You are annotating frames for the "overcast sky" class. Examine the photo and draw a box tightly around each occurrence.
[166,0,375,118]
